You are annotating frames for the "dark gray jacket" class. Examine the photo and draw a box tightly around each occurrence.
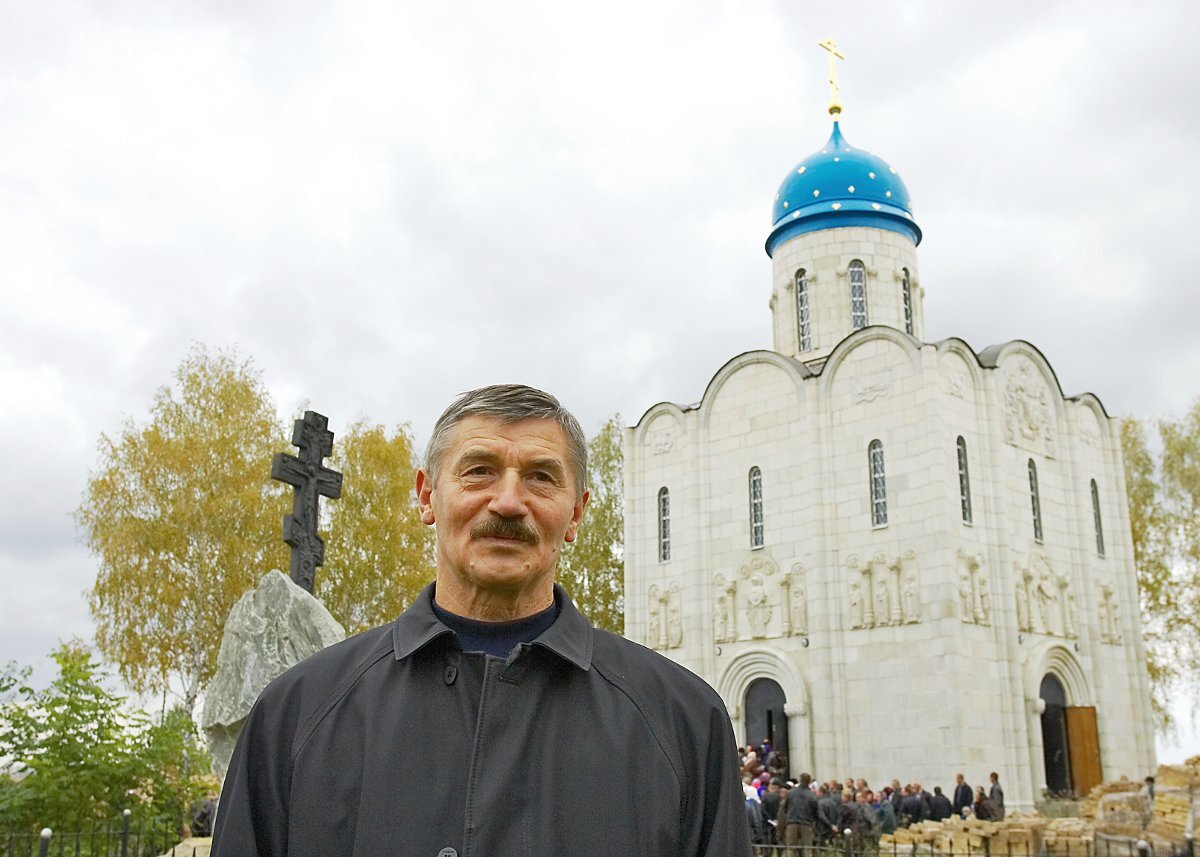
[212,584,751,857]
[785,785,819,825]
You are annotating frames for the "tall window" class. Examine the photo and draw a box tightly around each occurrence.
[869,440,887,526]
[749,466,764,548]
[657,487,671,562]
[795,269,811,352]
[1091,479,1105,556]
[1028,460,1043,542]
[850,260,868,329]
[957,436,972,524]
[902,268,913,335]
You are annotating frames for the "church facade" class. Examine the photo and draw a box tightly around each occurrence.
[623,108,1155,808]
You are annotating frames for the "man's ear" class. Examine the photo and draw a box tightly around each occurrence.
[564,489,589,543]
[415,468,436,525]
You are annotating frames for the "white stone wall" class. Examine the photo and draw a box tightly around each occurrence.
[624,332,1155,810]
[770,226,924,361]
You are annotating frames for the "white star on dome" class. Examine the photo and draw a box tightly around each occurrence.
[848,186,855,193]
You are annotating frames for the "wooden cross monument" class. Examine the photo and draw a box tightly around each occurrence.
[270,411,343,593]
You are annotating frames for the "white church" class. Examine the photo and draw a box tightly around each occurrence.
[622,53,1156,808]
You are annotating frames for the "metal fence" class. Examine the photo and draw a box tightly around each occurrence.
[0,811,206,857]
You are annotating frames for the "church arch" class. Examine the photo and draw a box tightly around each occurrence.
[717,649,810,776]
[819,325,922,396]
[696,350,810,433]
[629,401,688,448]
[1027,643,1092,706]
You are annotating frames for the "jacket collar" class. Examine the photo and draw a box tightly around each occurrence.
[392,581,593,672]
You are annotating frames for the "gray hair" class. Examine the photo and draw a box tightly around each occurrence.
[424,384,588,497]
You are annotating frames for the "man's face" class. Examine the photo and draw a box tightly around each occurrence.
[416,416,587,610]
[956,775,964,785]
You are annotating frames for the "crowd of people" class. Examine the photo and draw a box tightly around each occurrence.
[739,744,1006,850]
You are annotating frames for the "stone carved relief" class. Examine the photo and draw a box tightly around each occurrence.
[784,564,809,637]
[945,370,967,400]
[1003,362,1056,458]
[645,428,677,455]
[648,583,683,650]
[854,382,892,404]
[846,550,921,630]
[1099,584,1122,644]
[741,555,777,638]
[712,573,737,644]
[957,549,991,626]
[1013,553,1077,638]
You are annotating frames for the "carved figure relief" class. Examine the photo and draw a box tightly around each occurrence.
[846,550,921,630]
[648,586,663,650]
[746,574,771,638]
[667,583,683,648]
[1003,362,1057,458]
[945,370,967,400]
[712,573,737,644]
[646,428,677,455]
[740,555,777,639]
[1099,584,1122,644]
[780,563,809,637]
[957,549,990,626]
[648,584,683,650]
[1014,553,1077,638]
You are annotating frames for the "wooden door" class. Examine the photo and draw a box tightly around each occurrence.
[1065,706,1103,795]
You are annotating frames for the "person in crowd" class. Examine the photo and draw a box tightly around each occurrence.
[952,773,973,817]
[973,785,997,820]
[929,786,953,821]
[744,775,762,802]
[989,772,1005,820]
[900,786,926,827]
[761,777,784,843]
[785,773,819,852]
[817,784,842,846]
[874,790,898,835]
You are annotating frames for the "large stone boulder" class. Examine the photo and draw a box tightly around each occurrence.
[200,569,345,782]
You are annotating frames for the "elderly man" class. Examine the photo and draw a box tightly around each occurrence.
[212,385,750,857]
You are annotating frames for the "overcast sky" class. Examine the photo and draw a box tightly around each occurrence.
[3,1,1198,761]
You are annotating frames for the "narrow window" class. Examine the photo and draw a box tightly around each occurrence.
[869,440,887,526]
[902,268,914,335]
[1028,460,1043,542]
[1091,479,1105,556]
[850,260,868,329]
[657,487,671,562]
[749,466,764,548]
[795,269,811,352]
[957,436,973,524]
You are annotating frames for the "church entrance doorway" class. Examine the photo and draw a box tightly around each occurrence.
[1040,674,1071,795]
[744,678,789,777]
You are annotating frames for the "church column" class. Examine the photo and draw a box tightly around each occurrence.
[785,702,812,777]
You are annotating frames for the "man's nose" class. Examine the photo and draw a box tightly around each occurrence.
[488,469,528,517]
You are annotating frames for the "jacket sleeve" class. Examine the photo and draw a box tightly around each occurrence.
[210,690,294,857]
[692,703,753,857]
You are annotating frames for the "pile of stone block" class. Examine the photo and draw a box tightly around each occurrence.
[1042,817,1092,857]
[881,815,1046,857]
[1146,755,1199,846]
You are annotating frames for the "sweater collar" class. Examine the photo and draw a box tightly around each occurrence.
[392,581,593,671]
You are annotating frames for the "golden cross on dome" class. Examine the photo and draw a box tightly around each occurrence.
[817,37,845,117]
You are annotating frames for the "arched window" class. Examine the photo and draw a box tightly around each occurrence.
[869,440,887,526]
[902,268,913,335]
[657,487,671,562]
[957,436,972,524]
[849,260,868,329]
[1091,479,1105,556]
[795,269,811,352]
[749,466,764,548]
[1028,460,1043,542]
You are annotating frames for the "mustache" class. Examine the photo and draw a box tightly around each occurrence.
[470,517,539,545]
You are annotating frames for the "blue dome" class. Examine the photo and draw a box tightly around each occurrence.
[766,122,921,257]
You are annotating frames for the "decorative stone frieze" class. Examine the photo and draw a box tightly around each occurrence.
[957,549,991,626]
[1099,583,1122,644]
[648,583,683,650]
[846,550,920,629]
[1013,553,1076,638]
[1003,362,1056,458]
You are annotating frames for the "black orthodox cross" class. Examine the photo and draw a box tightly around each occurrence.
[270,411,343,593]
